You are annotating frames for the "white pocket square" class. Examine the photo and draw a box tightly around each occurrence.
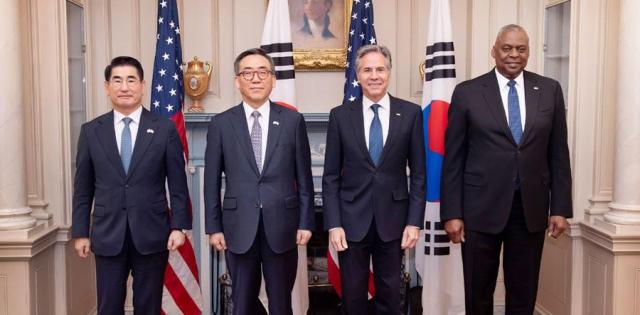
[147,129,154,134]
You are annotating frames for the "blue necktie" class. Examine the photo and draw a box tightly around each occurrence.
[120,117,133,174]
[368,104,383,166]
[507,80,523,144]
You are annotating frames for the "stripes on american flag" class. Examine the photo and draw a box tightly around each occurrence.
[151,0,204,314]
[328,0,377,300]
[414,0,465,313]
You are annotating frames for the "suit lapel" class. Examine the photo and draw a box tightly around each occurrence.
[229,104,260,176]
[261,102,282,175]
[520,71,540,146]
[377,95,403,166]
[481,71,517,145]
[348,101,375,167]
[95,111,126,178]
[126,108,156,179]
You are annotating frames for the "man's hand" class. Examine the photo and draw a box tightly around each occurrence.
[209,233,227,251]
[297,229,312,246]
[75,238,91,258]
[167,230,186,251]
[444,219,465,244]
[329,227,348,251]
[548,216,569,238]
[401,225,420,249]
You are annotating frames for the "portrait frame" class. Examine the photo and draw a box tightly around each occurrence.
[268,0,352,71]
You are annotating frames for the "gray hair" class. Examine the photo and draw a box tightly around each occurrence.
[355,45,392,71]
[233,48,275,74]
[495,24,529,44]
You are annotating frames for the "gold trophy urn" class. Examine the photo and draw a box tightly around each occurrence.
[183,57,212,112]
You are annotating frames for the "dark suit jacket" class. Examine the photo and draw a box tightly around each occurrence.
[440,70,573,234]
[322,95,426,242]
[204,102,314,255]
[71,108,191,256]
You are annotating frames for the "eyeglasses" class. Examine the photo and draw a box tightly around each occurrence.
[237,69,273,81]
[110,78,141,88]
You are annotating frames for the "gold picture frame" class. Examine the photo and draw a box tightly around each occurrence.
[268,0,352,71]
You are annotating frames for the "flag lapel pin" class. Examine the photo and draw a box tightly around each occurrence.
[273,121,280,126]
[147,128,155,134]
[533,86,539,90]
[395,113,401,117]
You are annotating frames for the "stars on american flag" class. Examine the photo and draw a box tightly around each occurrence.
[343,0,377,103]
[151,0,184,117]
[151,1,203,311]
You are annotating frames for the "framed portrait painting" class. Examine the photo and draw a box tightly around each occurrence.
[285,0,351,71]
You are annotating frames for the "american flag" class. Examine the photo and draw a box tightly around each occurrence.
[342,0,377,103]
[414,0,465,313]
[327,0,376,300]
[151,0,204,314]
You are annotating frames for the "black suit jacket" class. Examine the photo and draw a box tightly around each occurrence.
[440,70,573,233]
[204,102,314,255]
[322,95,426,242]
[71,108,191,256]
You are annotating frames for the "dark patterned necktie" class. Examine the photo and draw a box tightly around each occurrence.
[369,104,383,166]
[507,80,523,144]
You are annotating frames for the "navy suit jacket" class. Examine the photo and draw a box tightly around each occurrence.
[204,102,314,255]
[71,108,191,256]
[322,95,426,242]
[440,70,573,233]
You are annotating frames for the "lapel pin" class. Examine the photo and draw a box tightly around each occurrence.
[533,86,539,90]
[147,129,154,134]
[273,121,280,126]
[395,113,401,116]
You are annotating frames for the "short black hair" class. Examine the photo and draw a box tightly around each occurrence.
[104,56,144,81]
[233,48,275,75]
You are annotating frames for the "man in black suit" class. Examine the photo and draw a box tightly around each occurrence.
[441,24,573,314]
[204,48,314,315]
[72,56,191,314]
[322,45,425,314]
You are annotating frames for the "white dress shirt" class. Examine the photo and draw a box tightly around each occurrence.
[362,93,390,148]
[495,69,526,129]
[243,101,270,170]
[114,106,142,153]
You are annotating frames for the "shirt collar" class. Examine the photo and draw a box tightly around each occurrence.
[114,105,143,125]
[243,100,270,119]
[362,93,390,112]
[495,68,524,89]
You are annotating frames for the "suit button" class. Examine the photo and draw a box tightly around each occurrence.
[125,184,130,189]
[255,203,259,208]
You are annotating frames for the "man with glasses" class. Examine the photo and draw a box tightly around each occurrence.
[204,48,314,315]
[71,56,191,314]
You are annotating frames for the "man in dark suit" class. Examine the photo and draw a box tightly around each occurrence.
[441,24,573,314]
[204,48,314,315]
[72,56,191,314]
[322,45,425,314]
